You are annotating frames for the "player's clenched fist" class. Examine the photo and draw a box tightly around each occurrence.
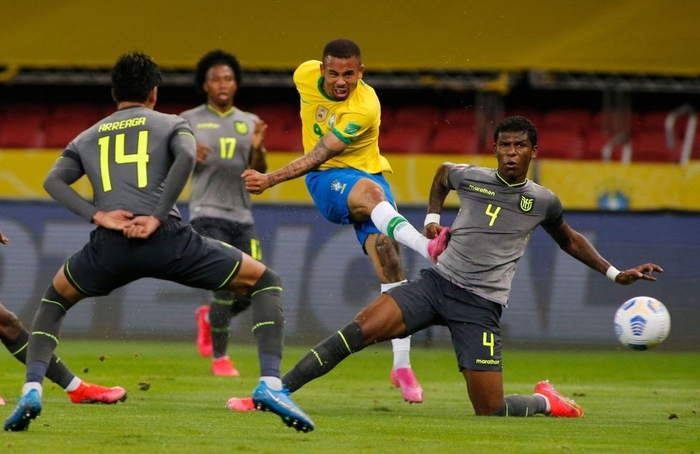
[242,169,271,194]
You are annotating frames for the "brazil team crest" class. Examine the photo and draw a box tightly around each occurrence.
[315,106,328,122]
[235,121,249,134]
[520,195,534,212]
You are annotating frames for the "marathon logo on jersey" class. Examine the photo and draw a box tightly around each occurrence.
[343,122,361,137]
[316,106,328,122]
[235,121,249,135]
[330,179,347,194]
[475,358,501,365]
[520,195,534,212]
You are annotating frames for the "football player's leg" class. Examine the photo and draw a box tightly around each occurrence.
[1,305,75,389]
[226,256,313,431]
[347,177,432,260]
[282,293,405,393]
[365,233,423,403]
[209,290,240,376]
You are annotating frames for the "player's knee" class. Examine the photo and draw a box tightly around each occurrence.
[489,404,508,417]
[0,305,23,339]
[43,284,76,312]
[248,267,281,297]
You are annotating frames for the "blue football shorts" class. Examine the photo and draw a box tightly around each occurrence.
[305,168,397,249]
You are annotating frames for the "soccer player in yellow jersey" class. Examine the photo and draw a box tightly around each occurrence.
[243,38,447,403]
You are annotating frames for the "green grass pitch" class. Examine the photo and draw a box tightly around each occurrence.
[1,340,698,453]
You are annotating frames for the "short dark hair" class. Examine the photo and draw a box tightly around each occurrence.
[493,116,538,147]
[194,50,242,99]
[111,52,162,103]
[323,39,361,63]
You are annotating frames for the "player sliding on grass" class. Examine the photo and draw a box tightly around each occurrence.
[0,230,125,405]
[3,52,312,433]
[228,115,663,419]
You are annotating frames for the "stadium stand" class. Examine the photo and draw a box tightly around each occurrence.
[542,108,592,134]
[393,105,443,128]
[263,120,303,152]
[252,103,299,126]
[0,103,48,148]
[0,101,698,162]
[582,130,630,161]
[43,103,104,148]
[631,130,681,163]
[536,127,585,160]
[443,106,477,127]
[429,124,480,155]
[379,123,433,154]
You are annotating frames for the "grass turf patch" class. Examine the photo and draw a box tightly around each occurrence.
[1,340,698,453]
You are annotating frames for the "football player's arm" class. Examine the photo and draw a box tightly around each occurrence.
[152,132,196,222]
[44,153,100,222]
[248,119,268,173]
[424,162,454,238]
[124,131,196,239]
[243,132,346,194]
[44,152,134,229]
[541,220,662,285]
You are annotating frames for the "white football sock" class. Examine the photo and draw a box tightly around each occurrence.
[260,376,282,391]
[65,377,81,392]
[382,281,412,369]
[391,337,412,369]
[371,201,431,260]
[22,382,43,397]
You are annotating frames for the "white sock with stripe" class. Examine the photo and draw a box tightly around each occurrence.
[371,201,430,259]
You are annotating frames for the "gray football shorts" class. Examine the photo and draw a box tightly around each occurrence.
[64,218,243,297]
[387,268,504,371]
[190,217,261,261]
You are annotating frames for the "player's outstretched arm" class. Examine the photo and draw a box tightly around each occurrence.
[543,220,663,285]
[243,132,345,195]
[613,263,664,285]
[0,230,8,245]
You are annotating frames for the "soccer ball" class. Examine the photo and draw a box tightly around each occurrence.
[614,296,671,350]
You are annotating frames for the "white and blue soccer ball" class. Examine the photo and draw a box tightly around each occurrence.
[614,296,671,350]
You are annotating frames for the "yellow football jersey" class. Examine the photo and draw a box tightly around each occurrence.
[293,60,392,174]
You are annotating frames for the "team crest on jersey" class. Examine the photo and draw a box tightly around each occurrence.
[235,121,249,135]
[315,106,328,122]
[330,179,347,194]
[520,196,534,212]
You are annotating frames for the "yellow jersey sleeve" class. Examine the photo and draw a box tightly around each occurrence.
[293,60,392,174]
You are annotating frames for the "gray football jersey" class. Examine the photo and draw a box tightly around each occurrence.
[435,165,563,306]
[65,106,193,219]
[180,105,260,225]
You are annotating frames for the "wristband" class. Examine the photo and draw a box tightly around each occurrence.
[424,213,441,227]
[606,265,620,282]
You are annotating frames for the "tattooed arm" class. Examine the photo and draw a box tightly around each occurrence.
[243,133,346,194]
